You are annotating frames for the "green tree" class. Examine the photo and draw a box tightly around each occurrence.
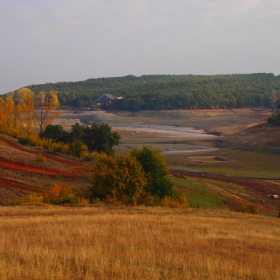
[40,124,70,143]
[83,123,121,155]
[70,123,86,142]
[130,146,174,198]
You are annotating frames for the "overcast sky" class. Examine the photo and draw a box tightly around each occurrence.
[0,0,279,94]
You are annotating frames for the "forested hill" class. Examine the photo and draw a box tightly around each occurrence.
[25,73,280,110]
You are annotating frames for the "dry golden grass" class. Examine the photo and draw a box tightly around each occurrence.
[0,205,279,280]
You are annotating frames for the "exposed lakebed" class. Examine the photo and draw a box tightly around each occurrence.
[112,124,218,154]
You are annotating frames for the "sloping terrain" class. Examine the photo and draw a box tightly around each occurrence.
[222,121,280,153]
[0,134,94,205]
[0,108,279,215]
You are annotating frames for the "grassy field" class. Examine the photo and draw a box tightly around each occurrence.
[171,176,226,208]
[0,205,279,280]
[166,149,280,178]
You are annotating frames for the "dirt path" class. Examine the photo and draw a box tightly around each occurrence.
[171,170,279,215]
[204,182,278,215]
[170,170,279,196]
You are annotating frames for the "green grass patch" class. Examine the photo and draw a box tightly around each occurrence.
[168,150,280,179]
[170,176,225,208]
[194,164,280,178]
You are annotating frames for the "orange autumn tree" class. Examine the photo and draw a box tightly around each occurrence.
[0,93,16,131]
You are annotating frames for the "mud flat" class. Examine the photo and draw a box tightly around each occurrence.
[112,124,215,138]
[112,124,217,155]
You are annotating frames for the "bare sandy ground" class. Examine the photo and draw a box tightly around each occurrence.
[112,124,214,138]
[55,108,270,154]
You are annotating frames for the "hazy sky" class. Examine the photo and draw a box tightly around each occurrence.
[1,0,279,94]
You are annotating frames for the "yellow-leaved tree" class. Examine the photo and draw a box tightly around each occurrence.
[14,88,36,135]
[35,91,60,135]
[0,93,16,130]
[11,88,60,136]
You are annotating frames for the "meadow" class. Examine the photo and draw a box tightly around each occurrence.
[0,205,279,280]
[1,108,280,279]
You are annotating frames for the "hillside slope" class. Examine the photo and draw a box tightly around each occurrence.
[222,121,280,153]
[0,134,94,205]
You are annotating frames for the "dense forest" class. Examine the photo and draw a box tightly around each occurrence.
[18,73,280,110]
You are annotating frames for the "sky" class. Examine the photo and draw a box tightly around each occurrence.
[0,0,279,95]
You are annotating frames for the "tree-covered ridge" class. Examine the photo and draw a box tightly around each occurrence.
[23,73,280,110]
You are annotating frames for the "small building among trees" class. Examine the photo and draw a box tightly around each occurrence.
[95,94,116,106]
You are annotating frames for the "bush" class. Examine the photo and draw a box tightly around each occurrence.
[90,153,147,205]
[43,184,80,205]
[70,140,89,158]
[268,110,280,125]
[13,192,44,205]
[90,151,190,208]
[36,154,45,162]
[18,136,32,145]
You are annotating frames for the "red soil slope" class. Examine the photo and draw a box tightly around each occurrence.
[0,134,94,204]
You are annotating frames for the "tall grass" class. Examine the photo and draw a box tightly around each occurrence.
[0,206,279,280]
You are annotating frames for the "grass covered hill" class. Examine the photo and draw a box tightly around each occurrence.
[22,73,280,110]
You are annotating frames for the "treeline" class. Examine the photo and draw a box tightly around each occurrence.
[41,123,120,156]
[21,73,280,110]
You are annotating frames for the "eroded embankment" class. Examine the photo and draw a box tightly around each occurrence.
[0,135,94,197]
[0,135,94,173]
[0,157,93,176]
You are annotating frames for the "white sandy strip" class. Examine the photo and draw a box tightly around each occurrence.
[112,124,216,139]
[162,147,218,154]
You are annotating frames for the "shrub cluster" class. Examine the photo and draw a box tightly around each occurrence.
[228,202,259,214]
[40,123,120,156]
[90,147,190,209]
[268,110,280,125]
[15,184,89,205]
